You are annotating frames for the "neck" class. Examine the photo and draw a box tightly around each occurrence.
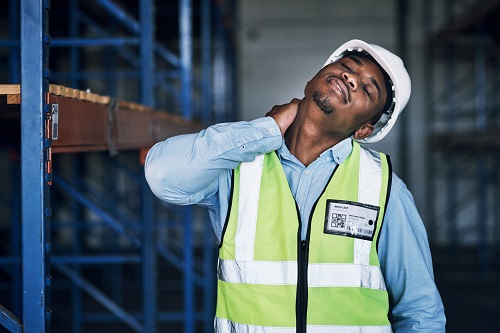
[284,104,346,167]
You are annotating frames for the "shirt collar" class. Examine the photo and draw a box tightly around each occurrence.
[320,136,353,165]
[278,136,354,165]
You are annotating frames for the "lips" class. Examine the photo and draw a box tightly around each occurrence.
[327,76,348,104]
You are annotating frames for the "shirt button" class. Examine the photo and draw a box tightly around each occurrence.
[305,170,310,175]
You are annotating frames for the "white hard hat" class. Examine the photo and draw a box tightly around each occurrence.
[323,39,411,143]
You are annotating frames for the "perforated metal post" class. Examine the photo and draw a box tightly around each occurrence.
[21,0,51,331]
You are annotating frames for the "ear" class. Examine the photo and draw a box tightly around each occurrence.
[353,123,374,140]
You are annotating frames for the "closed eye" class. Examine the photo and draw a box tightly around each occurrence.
[363,85,371,98]
[341,63,353,73]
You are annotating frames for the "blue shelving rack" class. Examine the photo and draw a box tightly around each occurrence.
[424,0,500,271]
[0,0,236,332]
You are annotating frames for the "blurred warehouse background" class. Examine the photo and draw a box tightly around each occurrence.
[0,0,499,332]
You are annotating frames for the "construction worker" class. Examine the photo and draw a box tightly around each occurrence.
[145,39,446,332]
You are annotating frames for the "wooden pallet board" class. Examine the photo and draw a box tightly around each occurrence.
[0,84,203,154]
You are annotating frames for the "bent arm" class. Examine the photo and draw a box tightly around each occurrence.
[144,117,282,205]
[379,177,446,332]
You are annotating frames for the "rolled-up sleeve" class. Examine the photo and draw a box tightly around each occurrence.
[378,176,446,332]
[144,117,282,205]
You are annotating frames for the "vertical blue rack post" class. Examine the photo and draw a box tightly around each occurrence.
[179,1,195,332]
[20,0,51,332]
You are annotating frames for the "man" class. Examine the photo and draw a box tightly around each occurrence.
[145,39,446,332]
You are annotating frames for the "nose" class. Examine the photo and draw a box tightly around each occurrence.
[342,73,358,90]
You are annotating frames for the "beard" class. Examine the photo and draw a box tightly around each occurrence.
[312,91,334,115]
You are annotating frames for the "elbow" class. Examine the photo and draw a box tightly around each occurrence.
[144,143,197,205]
[144,156,170,201]
[144,144,180,203]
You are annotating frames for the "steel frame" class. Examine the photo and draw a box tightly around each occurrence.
[0,0,235,332]
[19,1,51,332]
[424,0,500,273]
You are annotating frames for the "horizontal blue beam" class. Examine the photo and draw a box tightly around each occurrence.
[50,69,180,83]
[0,38,140,47]
[0,257,21,265]
[155,70,181,79]
[80,311,206,322]
[51,70,140,80]
[51,37,139,47]
[52,255,141,264]
[0,255,141,265]
[0,39,19,47]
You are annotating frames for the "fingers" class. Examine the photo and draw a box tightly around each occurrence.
[267,98,301,116]
[266,98,300,136]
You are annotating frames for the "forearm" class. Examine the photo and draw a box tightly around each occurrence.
[144,117,282,205]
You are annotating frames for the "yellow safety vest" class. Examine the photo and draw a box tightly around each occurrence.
[216,142,392,333]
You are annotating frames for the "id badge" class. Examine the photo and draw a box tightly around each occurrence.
[324,199,379,241]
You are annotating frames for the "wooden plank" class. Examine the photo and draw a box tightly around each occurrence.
[46,94,203,153]
[0,84,20,94]
[48,84,110,104]
[48,94,108,153]
[1,83,204,153]
[7,94,21,104]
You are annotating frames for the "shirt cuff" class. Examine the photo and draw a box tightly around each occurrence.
[251,116,282,138]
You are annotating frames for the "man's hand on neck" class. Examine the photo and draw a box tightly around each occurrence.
[267,98,349,167]
[266,98,300,137]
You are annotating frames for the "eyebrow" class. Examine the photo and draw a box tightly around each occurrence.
[347,55,363,66]
[347,55,382,100]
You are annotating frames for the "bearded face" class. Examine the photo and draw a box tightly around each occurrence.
[312,91,334,115]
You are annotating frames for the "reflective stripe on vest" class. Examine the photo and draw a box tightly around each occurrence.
[217,142,392,332]
[218,259,386,289]
[215,317,392,333]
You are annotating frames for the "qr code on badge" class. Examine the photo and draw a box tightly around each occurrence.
[331,213,346,228]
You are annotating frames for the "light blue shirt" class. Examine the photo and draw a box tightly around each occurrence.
[145,117,446,332]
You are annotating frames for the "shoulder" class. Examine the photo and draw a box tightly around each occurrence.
[383,172,430,241]
[387,172,417,213]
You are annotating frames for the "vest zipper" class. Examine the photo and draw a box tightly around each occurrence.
[296,240,308,333]
[295,165,338,332]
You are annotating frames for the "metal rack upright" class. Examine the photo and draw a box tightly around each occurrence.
[0,0,236,332]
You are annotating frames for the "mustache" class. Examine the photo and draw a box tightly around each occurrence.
[327,76,350,104]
